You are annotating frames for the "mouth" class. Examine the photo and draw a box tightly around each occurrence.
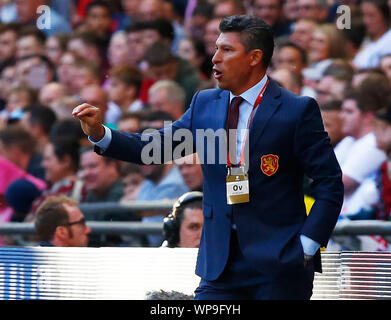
[213,68,223,80]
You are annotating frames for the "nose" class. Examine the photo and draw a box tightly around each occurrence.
[85,225,92,235]
[211,49,221,65]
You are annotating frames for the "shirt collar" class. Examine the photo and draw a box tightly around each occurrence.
[229,74,268,106]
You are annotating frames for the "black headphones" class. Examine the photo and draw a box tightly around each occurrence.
[163,191,203,247]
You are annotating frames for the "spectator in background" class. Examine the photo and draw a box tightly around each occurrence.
[319,99,353,165]
[297,0,330,23]
[57,51,80,95]
[73,59,101,94]
[49,118,90,148]
[270,68,302,95]
[0,60,16,111]
[339,87,388,215]
[283,0,301,22]
[67,31,106,79]
[134,111,189,247]
[80,85,110,127]
[13,0,71,36]
[148,80,186,120]
[106,65,144,125]
[45,33,69,68]
[273,41,307,76]
[30,139,85,215]
[250,0,291,37]
[14,54,55,90]
[21,104,57,154]
[144,41,201,109]
[184,3,214,43]
[0,125,45,180]
[177,153,204,192]
[16,27,46,59]
[0,23,20,67]
[39,82,68,108]
[83,0,113,40]
[353,0,391,69]
[177,37,212,79]
[380,54,391,83]
[34,196,91,247]
[162,191,204,248]
[50,96,84,121]
[5,178,42,222]
[308,24,347,66]
[80,146,124,204]
[107,31,133,68]
[203,17,222,58]
[120,162,145,201]
[289,18,317,51]
[315,59,353,105]
[214,0,246,18]
[117,111,143,133]
[121,0,142,24]
[2,86,37,122]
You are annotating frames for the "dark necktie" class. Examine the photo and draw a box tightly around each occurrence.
[226,96,244,166]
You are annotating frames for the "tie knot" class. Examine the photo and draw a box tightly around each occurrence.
[230,96,244,110]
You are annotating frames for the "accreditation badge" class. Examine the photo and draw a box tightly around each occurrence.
[226,166,249,205]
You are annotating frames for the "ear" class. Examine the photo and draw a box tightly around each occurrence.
[54,226,69,241]
[250,49,264,67]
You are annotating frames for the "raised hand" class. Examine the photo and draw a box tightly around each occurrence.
[72,103,105,141]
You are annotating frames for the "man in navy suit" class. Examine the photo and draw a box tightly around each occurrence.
[73,15,343,300]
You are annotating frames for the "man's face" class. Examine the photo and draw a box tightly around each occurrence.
[204,19,221,56]
[128,31,147,65]
[118,117,140,133]
[62,204,91,247]
[86,6,112,36]
[17,35,44,59]
[275,46,305,74]
[140,164,165,183]
[321,109,344,146]
[0,30,17,62]
[0,66,16,99]
[340,99,362,138]
[46,37,63,66]
[178,162,203,191]
[80,87,108,116]
[41,143,70,184]
[178,207,204,248]
[80,151,114,193]
[316,76,346,106]
[108,33,131,67]
[290,19,315,51]
[121,0,142,17]
[374,118,391,153]
[298,0,319,20]
[212,32,254,95]
[108,77,135,105]
[149,61,178,81]
[252,0,281,27]
[308,29,330,63]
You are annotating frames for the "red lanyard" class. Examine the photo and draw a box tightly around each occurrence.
[227,78,269,167]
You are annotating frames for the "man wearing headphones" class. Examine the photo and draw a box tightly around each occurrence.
[162,191,204,248]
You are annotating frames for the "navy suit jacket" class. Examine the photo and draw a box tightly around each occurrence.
[97,79,344,281]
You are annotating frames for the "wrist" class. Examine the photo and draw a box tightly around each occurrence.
[91,126,105,142]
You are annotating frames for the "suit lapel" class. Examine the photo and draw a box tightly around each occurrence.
[248,79,282,151]
[211,89,230,131]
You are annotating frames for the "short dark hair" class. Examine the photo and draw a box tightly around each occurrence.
[278,40,307,65]
[18,26,46,45]
[49,119,86,144]
[50,138,81,173]
[86,0,112,15]
[0,125,36,155]
[35,196,77,242]
[109,65,142,95]
[24,105,57,135]
[144,41,176,66]
[218,15,274,67]
[319,100,342,112]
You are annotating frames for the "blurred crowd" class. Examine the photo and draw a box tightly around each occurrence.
[0,0,391,250]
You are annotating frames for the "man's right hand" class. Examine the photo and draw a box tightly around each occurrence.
[72,103,105,141]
